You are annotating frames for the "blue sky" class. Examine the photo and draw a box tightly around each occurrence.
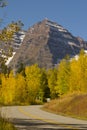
[0,0,87,40]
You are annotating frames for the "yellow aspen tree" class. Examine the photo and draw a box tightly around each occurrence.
[47,68,57,99]
[77,50,87,92]
[0,71,16,105]
[0,74,6,104]
[15,73,27,104]
[55,59,70,96]
[69,50,87,93]
[69,59,80,92]
[25,64,41,104]
[0,21,22,42]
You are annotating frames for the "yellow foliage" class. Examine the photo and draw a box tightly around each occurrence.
[0,22,20,42]
[25,64,41,103]
[47,68,57,98]
[0,72,16,104]
[55,59,70,96]
[0,50,87,105]
[15,74,27,103]
[69,52,87,93]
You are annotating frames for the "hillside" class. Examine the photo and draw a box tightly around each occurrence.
[9,19,87,70]
[43,93,87,120]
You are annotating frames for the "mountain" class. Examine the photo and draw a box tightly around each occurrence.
[0,30,26,53]
[11,30,26,51]
[9,19,87,69]
[0,30,26,65]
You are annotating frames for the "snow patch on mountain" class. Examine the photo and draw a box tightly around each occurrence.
[46,20,68,33]
[12,30,26,50]
[5,52,16,65]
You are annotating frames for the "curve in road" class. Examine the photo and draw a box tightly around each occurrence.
[1,105,87,130]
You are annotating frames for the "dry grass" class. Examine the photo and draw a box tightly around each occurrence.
[0,111,16,130]
[43,93,87,120]
[0,117,17,130]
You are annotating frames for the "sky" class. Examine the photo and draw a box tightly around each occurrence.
[0,0,87,40]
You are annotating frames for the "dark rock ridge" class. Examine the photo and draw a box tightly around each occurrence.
[11,30,26,51]
[9,19,87,69]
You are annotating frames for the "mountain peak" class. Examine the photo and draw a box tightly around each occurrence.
[8,19,87,69]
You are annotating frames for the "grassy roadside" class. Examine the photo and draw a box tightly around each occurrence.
[0,110,17,130]
[0,117,17,130]
[0,116,17,130]
[43,93,87,120]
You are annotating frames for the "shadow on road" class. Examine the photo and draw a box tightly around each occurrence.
[9,118,87,130]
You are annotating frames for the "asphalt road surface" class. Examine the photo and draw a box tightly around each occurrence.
[1,105,87,130]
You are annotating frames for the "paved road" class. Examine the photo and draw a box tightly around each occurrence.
[1,105,87,130]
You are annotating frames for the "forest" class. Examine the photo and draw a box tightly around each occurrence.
[0,50,87,105]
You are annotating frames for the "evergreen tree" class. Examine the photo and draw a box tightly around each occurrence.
[39,69,50,102]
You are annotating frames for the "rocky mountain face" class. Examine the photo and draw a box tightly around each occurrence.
[9,19,87,69]
[11,30,26,51]
[0,30,26,65]
[0,30,26,53]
